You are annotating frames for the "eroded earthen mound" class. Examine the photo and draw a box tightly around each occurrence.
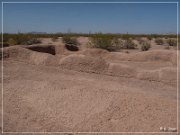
[1,46,32,60]
[28,51,57,66]
[1,45,178,84]
[106,50,177,65]
[1,46,58,66]
[59,54,109,74]
[137,67,177,84]
[107,63,137,77]
[81,48,108,57]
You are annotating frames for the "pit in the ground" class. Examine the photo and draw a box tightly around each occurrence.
[26,45,56,55]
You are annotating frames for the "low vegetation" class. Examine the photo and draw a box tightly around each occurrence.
[166,39,177,46]
[123,39,137,49]
[112,38,124,50]
[1,33,179,51]
[88,34,138,51]
[155,38,164,45]
[88,36,115,51]
[141,42,151,51]
[7,38,17,45]
[4,34,41,45]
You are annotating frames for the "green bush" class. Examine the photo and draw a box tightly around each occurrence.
[26,38,41,45]
[112,38,124,50]
[89,36,114,51]
[7,38,17,45]
[141,42,151,51]
[155,38,164,45]
[6,35,41,45]
[123,39,137,49]
[167,39,177,46]
[62,36,79,46]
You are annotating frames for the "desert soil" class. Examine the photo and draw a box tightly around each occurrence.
[0,38,179,134]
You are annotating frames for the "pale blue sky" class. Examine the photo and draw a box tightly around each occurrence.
[0,0,179,34]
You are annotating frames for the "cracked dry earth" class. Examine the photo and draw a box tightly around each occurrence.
[0,45,179,135]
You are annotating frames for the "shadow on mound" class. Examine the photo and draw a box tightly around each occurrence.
[26,45,56,55]
[65,45,79,51]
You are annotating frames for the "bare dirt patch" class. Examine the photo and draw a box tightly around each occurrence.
[0,44,179,133]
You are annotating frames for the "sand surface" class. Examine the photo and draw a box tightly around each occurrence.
[0,43,179,134]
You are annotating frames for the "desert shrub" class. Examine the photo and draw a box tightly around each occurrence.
[112,38,124,50]
[155,38,164,45]
[62,36,79,51]
[26,38,41,45]
[6,35,41,45]
[7,38,17,45]
[62,36,79,46]
[166,39,177,46]
[141,42,151,51]
[89,35,124,51]
[89,36,114,51]
[123,39,137,49]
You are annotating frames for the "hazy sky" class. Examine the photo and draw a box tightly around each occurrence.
[1,0,179,34]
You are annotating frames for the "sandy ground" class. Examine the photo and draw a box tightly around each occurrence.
[0,39,179,134]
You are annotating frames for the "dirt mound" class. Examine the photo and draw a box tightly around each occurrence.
[28,51,57,66]
[1,46,32,60]
[1,46,177,84]
[59,54,109,74]
[159,67,177,83]
[1,46,58,66]
[81,48,108,57]
[130,50,177,64]
[137,70,160,81]
[107,63,137,77]
[137,67,177,84]
[106,50,177,65]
